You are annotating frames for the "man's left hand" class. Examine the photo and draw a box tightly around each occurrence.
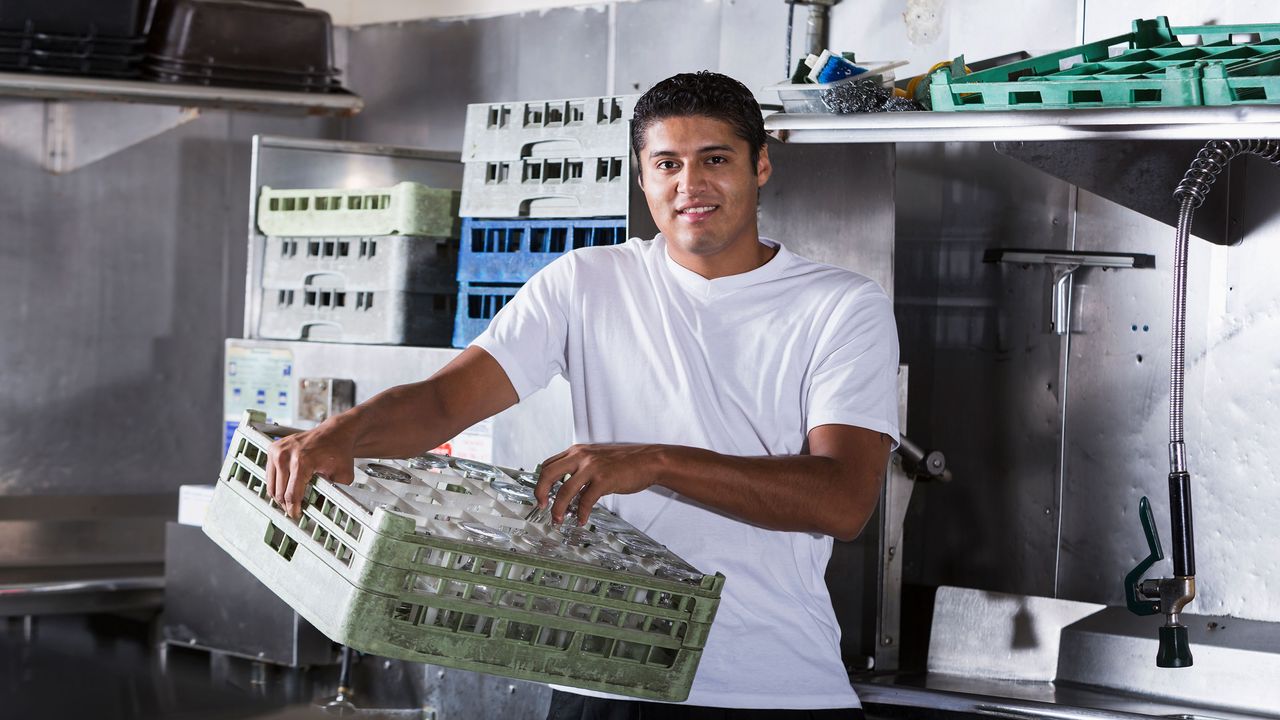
[535,443,663,525]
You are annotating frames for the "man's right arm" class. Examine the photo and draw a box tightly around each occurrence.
[266,346,520,518]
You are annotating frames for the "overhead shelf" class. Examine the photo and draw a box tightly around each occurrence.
[764,105,1280,144]
[764,105,1279,245]
[0,70,363,116]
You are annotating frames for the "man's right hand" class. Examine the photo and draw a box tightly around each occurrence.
[266,420,358,519]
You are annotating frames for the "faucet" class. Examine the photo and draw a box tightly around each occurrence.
[1124,139,1280,668]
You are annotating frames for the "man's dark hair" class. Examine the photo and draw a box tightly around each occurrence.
[630,71,767,170]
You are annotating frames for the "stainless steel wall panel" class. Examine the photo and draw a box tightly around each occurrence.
[759,142,896,297]
[0,112,335,499]
[613,0,722,95]
[718,0,791,99]
[895,143,1073,599]
[343,9,610,152]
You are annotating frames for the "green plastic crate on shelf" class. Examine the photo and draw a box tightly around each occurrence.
[204,411,724,701]
[257,182,462,238]
[1202,49,1280,104]
[931,17,1280,111]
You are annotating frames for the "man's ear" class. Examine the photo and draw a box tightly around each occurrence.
[756,144,773,188]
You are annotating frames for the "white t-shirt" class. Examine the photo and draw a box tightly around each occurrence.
[472,234,900,709]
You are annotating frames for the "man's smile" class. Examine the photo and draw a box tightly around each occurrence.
[676,204,719,221]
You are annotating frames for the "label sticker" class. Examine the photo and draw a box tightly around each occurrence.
[224,345,294,453]
[430,417,494,464]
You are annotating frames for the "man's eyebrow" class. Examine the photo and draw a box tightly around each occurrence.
[647,144,738,159]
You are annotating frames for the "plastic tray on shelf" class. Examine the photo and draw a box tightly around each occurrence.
[930,17,1280,111]
[145,56,341,92]
[262,235,458,293]
[257,281,456,346]
[0,0,156,39]
[257,183,461,238]
[0,17,147,78]
[460,156,628,219]
[146,0,336,76]
[0,27,146,55]
[457,217,627,284]
[452,281,523,348]
[1201,48,1280,105]
[0,47,143,78]
[461,95,637,162]
[204,412,724,701]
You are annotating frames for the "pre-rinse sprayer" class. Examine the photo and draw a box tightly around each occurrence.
[1125,140,1280,668]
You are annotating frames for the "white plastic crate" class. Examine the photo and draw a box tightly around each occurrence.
[204,412,724,700]
[460,156,629,219]
[257,283,456,346]
[462,95,638,162]
[262,235,457,292]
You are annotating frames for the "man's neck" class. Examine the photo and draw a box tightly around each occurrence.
[669,236,778,281]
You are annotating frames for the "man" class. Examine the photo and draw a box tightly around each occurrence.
[267,71,898,719]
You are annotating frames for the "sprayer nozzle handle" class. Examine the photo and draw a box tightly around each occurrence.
[1156,624,1193,668]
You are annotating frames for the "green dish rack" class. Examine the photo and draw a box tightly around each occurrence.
[931,17,1280,111]
[204,412,724,701]
[257,182,461,238]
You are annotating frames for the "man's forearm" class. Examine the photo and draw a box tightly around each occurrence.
[329,380,461,459]
[268,346,519,517]
[538,425,891,542]
[652,446,882,541]
[322,346,520,460]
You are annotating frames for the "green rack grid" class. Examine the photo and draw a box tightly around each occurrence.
[931,17,1280,111]
[257,182,461,238]
[204,412,724,701]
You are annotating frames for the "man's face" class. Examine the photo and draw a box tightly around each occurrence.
[637,115,771,263]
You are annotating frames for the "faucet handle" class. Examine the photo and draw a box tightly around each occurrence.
[1125,496,1165,617]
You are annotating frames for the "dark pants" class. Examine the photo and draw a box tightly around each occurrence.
[546,690,867,720]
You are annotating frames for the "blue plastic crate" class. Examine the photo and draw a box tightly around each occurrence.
[457,217,627,283]
[452,281,524,348]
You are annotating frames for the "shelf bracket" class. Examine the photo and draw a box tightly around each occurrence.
[0,100,200,174]
[994,140,1245,246]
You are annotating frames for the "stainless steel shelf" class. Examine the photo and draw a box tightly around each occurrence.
[765,105,1280,143]
[0,71,362,116]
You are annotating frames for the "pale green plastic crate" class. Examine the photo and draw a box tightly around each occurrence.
[204,412,724,701]
[257,182,461,238]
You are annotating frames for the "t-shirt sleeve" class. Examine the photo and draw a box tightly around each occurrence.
[805,288,900,446]
[469,255,573,401]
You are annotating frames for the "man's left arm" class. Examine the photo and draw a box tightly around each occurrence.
[535,424,891,542]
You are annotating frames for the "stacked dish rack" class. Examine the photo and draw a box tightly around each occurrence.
[205,411,724,701]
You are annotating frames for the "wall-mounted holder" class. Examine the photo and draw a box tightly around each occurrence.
[984,249,1156,335]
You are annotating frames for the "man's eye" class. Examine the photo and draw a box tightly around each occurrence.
[656,160,678,170]
[707,156,727,165]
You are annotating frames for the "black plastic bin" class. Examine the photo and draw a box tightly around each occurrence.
[145,0,341,91]
[0,0,156,37]
[0,0,154,77]
[0,46,144,77]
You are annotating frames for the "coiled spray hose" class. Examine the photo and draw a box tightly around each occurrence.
[1130,140,1280,669]
[1169,140,1280,474]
